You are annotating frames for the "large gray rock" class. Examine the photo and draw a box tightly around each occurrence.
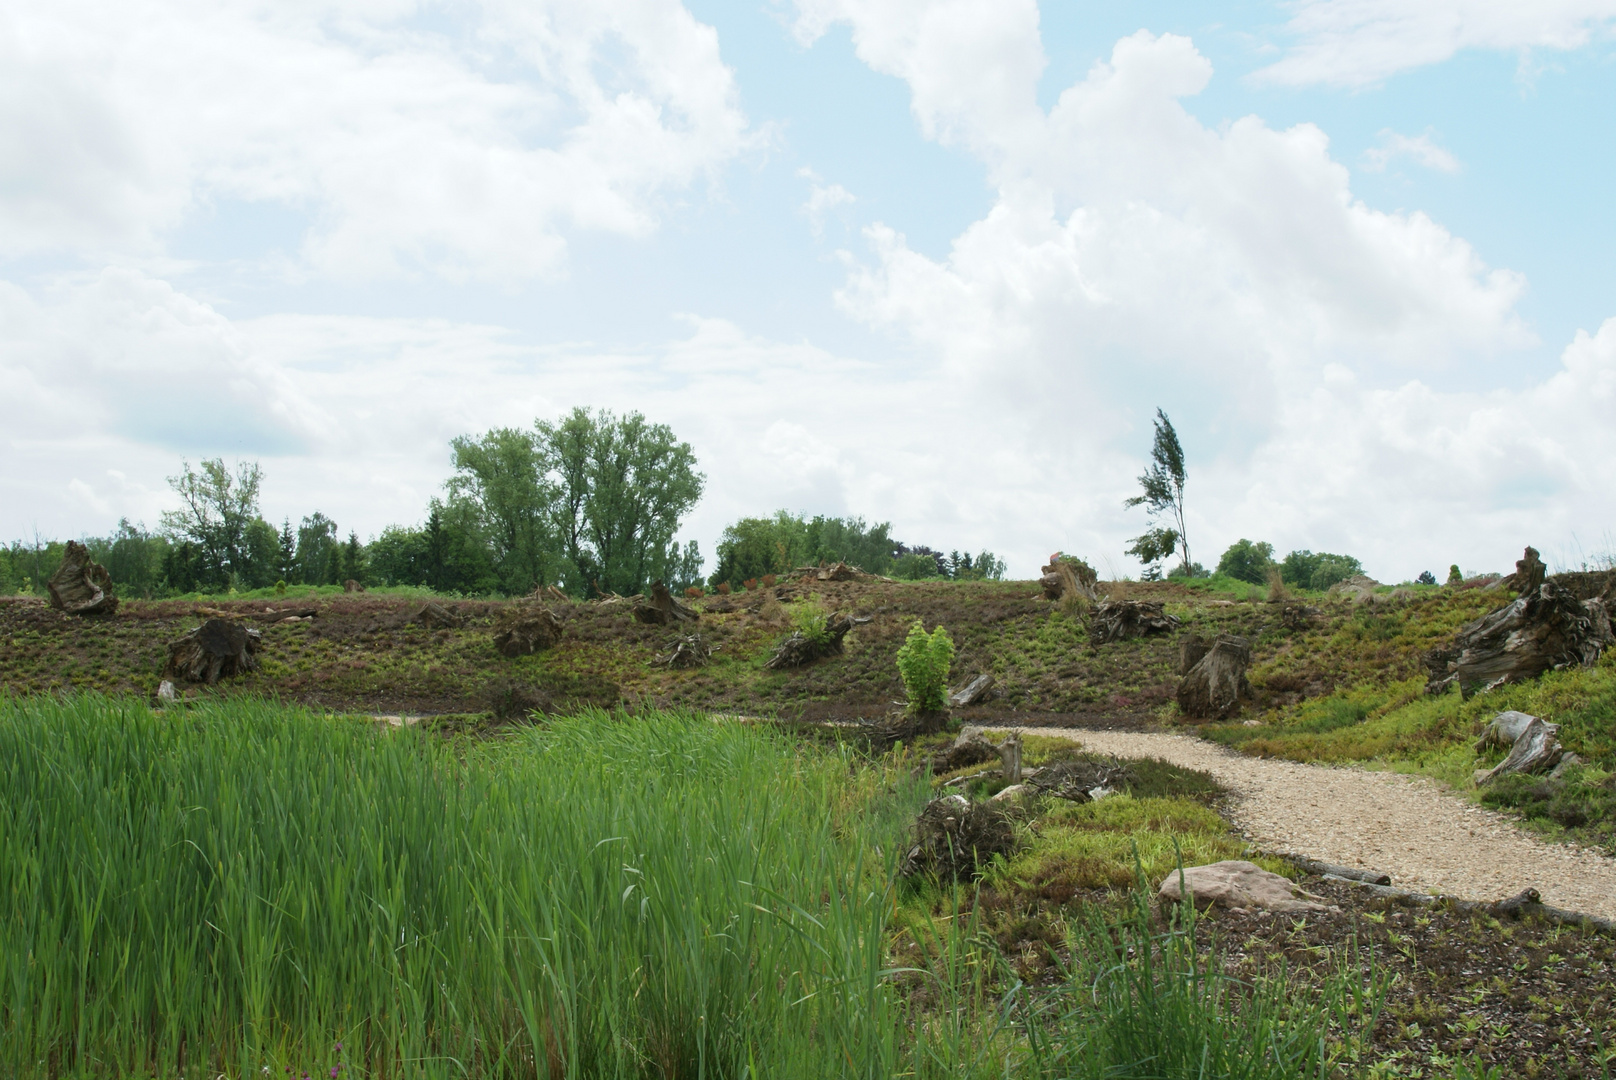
[1158,860,1326,912]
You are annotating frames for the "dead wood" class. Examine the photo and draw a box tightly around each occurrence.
[165,618,260,684]
[1090,599,1181,644]
[763,612,863,669]
[493,605,564,658]
[343,579,365,593]
[1279,602,1321,630]
[1039,558,1098,602]
[1028,757,1135,802]
[1424,578,1612,698]
[1476,714,1564,785]
[632,582,699,626]
[47,540,118,616]
[413,602,461,629]
[899,794,1015,880]
[1178,634,1212,676]
[1176,635,1253,720]
[929,733,1001,774]
[948,673,995,707]
[1502,545,1547,596]
[656,633,714,669]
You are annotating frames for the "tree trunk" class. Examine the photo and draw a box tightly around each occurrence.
[632,582,699,625]
[1176,635,1253,720]
[493,605,565,657]
[47,541,118,616]
[764,613,859,669]
[948,673,995,707]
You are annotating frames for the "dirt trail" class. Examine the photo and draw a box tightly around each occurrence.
[1016,727,1616,921]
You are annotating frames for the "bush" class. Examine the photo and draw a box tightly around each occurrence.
[896,621,954,714]
[1417,570,1437,585]
[1166,561,1209,580]
[1216,539,1275,585]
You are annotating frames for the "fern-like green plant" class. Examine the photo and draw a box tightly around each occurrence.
[896,620,954,714]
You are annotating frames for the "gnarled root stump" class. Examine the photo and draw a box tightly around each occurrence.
[165,618,260,684]
[47,541,118,616]
[1476,712,1564,785]
[657,633,714,669]
[493,605,564,658]
[632,582,699,625]
[1040,558,1099,603]
[413,602,461,629]
[1177,635,1253,720]
[1425,577,1612,698]
[1091,600,1180,644]
[899,794,1014,880]
[764,613,859,669]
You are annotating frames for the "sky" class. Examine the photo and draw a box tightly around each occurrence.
[3,0,1615,581]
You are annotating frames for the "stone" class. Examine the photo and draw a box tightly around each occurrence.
[46,540,118,616]
[1158,861,1326,912]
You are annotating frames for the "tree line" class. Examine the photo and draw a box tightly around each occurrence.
[0,406,1006,599]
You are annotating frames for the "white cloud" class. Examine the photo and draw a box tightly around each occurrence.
[797,167,856,232]
[1362,129,1462,173]
[0,0,753,280]
[1253,0,1616,87]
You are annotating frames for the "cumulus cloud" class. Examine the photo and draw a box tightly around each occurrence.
[0,0,753,280]
[1253,0,1616,88]
[788,4,1609,576]
[1362,129,1462,173]
[798,167,856,232]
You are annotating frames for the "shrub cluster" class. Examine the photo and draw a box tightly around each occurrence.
[896,620,955,714]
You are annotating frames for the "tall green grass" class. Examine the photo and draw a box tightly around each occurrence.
[0,696,922,1078]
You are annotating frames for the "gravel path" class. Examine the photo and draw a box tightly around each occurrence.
[1015,727,1616,920]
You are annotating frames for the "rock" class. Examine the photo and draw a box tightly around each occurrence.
[413,601,461,629]
[631,582,699,626]
[656,633,714,669]
[1176,635,1253,720]
[949,673,996,707]
[1424,579,1612,697]
[1475,710,1539,751]
[1477,715,1564,785]
[899,794,1015,880]
[164,619,261,684]
[156,680,177,704]
[1091,599,1180,644]
[1158,861,1326,913]
[46,541,118,616]
[492,605,564,658]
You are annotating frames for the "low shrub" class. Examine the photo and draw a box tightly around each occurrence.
[896,620,955,714]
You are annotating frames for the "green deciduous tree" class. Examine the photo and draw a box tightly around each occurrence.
[1279,549,1364,591]
[896,621,955,715]
[1124,409,1191,576]
[159,459,265,590]
[448,426,557,594]
[297,513,340,586]
[1217,539,1276,585]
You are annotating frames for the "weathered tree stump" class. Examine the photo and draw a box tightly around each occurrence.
[165,618,260,684]
[899,794,1014,880]
[47,540,118,616]
[1090,599,1181,644]
[1039,558,1098,602]
[1424,574,1612,698]
[343,579,365,593]
[1502,546,1547,596]
[764,612,860,669]
[493,605,564,658]
[1176,635,1253,720]
[632,582,699,625]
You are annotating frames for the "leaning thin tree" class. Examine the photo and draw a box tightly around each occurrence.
[1123,408,1191,578]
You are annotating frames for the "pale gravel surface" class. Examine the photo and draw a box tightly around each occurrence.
[1013,727,1616,921]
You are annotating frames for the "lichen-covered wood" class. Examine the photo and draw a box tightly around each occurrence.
[1176,635,1253,720]
[164,618,260,684]
[47,540,118,616]
[764,612,858,669]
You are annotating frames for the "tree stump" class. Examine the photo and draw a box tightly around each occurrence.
[165,618,261,684]
[1177,634,1211,676]
[1090,600,1180,644]
[899,794,1014,881]
[657,633,714,669]
[47,540,118,616]
[413,602,461,629]
[1502,545,1547,596]
[763,613,859,669]
[1424,581,1612,698]
[493,605,564,658]
[1476,714,1564,785]
[1176,635,1253,720]
[631,582,699,625]
[948,673,996,707]
[1040,558,1098,602]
